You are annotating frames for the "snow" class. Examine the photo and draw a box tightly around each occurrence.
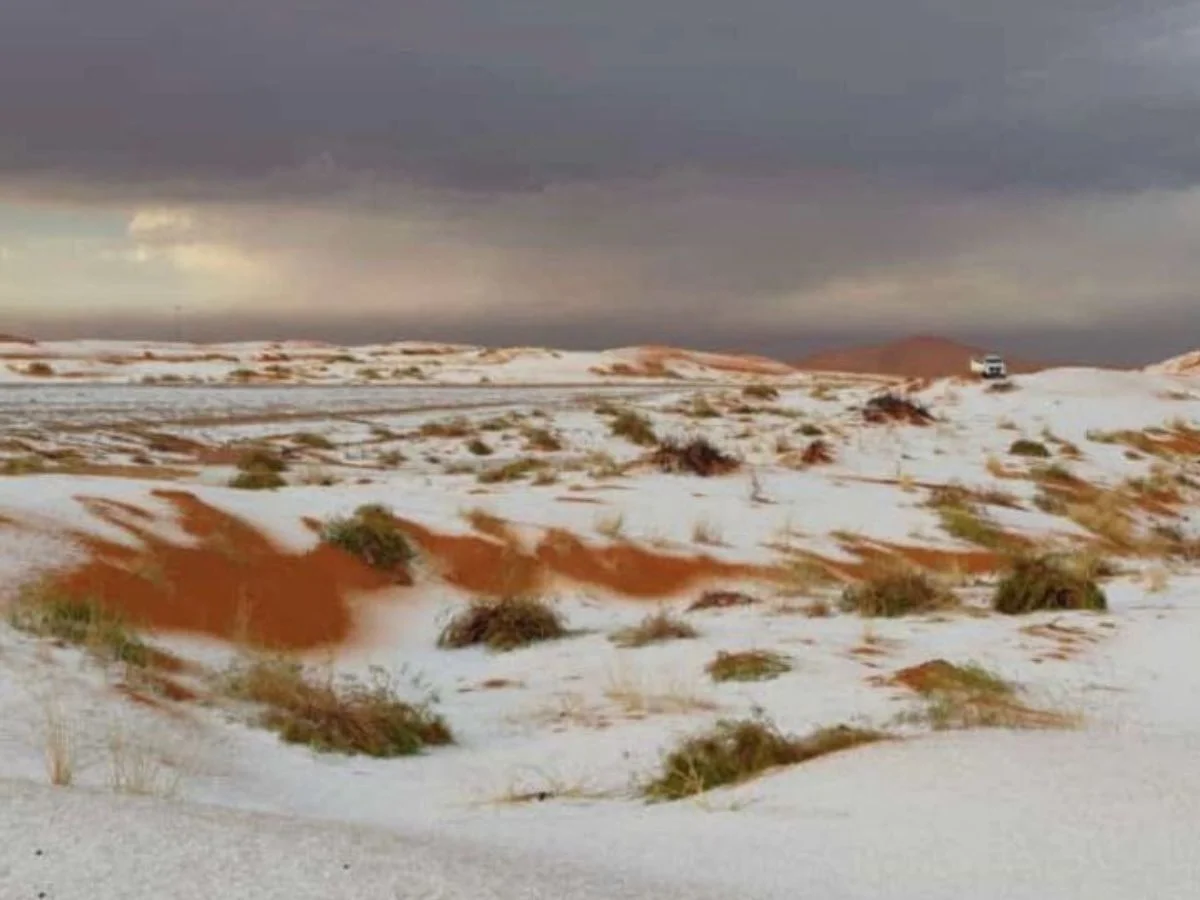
[1,364,1199,898]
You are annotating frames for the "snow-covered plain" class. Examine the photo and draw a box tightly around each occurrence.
[1,357,1198,899]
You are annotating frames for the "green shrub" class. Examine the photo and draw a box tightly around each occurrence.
[644,717,884,800]
[438,596,566,651]
[992,555,1107,615]
[320,504,414,575]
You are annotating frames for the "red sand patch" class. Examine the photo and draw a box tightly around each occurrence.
[50,491,398,650]
[395,517,772,598]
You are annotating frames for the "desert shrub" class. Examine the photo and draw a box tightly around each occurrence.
[320,504,414,575]
[686,396,722,419]
[800,439,834,466]
[610,610,699,648]
[992,555,1107,614]
[894,659,1072,730]
[225,658,451,757]
[235,446,289,474]
[798,423,825,437]
[1009,439,1050,458]
[1,455,48,476]
[466,437,494,456]
[229,470,286,490]
[26,361,55,376]
[610,410,658,447]
[419,417,475,438]
[705,649,791,682]
[1033,463,1075,483]
[742,383,779,401]
[840,569,956,617]
[651,437,739,477]
[10,588,149,667]
[643,717,884,800]
[862,394,932,425]
[438,596,566,651]
[476,457,549,483]
[522,427,564,452]
[689,590,759,611]
[937,505,1014,550]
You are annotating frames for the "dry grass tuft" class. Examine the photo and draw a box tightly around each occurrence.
[689,589,760,611]
[742,383,780,401]
[11,586,150,667]
[225,657,452,756]
[466,437,494,456]
[992,555,1107,614]
[477,457,550,484]
[840,569,957,617]
[610,610,699,648]
[1009,439,1051,458]
[862,393,933,426]
[609,410,658,446]
[420,417,476,438]
[651,437,740,476]
[438,596,568,651]
[293,432,335,450]
[894,659,1075,730]
[230,446,289,489]
[705,649,792,682]
[643,717,885,800]
[691,516,725,546]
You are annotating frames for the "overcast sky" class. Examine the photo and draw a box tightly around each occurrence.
[2,1,1199,363]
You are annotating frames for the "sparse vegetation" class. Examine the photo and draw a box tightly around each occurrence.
[610,610,699,648]
[523,427,564,452]
[840,569,957,617]
[320,504,415,576]
[643,717,885,800]
[609,410,658,446]
[705,649,792,682]
[466,437,494,456]
[26,361,55,376]
[230,445,289,489]
[862,393,933,426]
[691,516,724,546]
[229,470,287,490]
[894,659,1073,730]
[742,383,779,401]
[224,657,451,757]
[689,590,759,611]
[477,457,549,484]
[293,432,335,450]
[992,555,1107,614]
[438,596,567,651]
[10,587,150,667]
[1009,439,1050,458]
[937,505,1016,550]
[420,417,475,439]
[651,437,739,477]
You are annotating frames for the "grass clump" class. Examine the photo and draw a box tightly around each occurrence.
[610,410,658,447]
[466,437,494,456]
[225,658,452,757]
[476,457,548,484]
[522,427,564,452]
[230,445,289,489]
[840,569,956,617]
[705,649,791,682]
[643,717,885,800]
[229,470,287,490]
[419,417,475,439]
[293,432,335,450]
[651,437,740,477]
[894,659,1073,730]
[742,383,779,401]
[1009,439,1050,458]
[937,505,1016,550]
[438,596,567,651]
[10,588,150,667]
[611,610,699,648]
[992,555,1107,615]
[320,504,414,576]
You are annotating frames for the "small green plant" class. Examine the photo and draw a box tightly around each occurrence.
[705,649,792,682]
[320,504,414,575]
[992,555,1107,614]
[438,596,567,651]
[1009,439,1051,458]
[609,410,658,447]
[840,569,956,617]
[610,610,699,648]
[643,717,885,800]
[224,657,452,757]
[10,588,150,667]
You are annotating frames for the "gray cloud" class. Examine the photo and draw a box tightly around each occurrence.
[2,1,1199,191]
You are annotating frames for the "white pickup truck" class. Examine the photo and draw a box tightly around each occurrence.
[970,354,1008,380]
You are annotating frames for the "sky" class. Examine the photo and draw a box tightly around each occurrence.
[2,1,1200,364]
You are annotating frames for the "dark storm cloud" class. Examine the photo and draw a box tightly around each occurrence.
[2,0,1199,191]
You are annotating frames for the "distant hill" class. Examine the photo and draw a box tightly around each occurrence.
[0,333,35,345]
[792,335,1048,378]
